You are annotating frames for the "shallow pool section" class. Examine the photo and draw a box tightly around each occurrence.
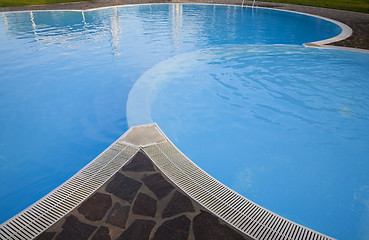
[0,2,345,234]
[127,45,369,240]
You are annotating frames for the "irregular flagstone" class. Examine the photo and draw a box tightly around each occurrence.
[132,192,157,217]
[55,215,97,240]
[91,226,111,240]
[106,203,130,228]
[142,172,174,199]
[34,232,56,240]
[193,211,251,240]
[152,215,191,240]
[28,148,252,240]
[77,192,112,221]
[123,151,155,172]
[162,191,195,218]
[105,172,142,203]
[116,219,156,240]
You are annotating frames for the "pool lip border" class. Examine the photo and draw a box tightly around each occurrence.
[0,133,140,239]
[1,2,365,52]
[143,123,335,240]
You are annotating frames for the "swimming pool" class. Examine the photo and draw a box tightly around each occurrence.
[0,4,367,240]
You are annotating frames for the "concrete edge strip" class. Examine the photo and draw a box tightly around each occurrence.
[141,123,335,240]
[0,138,139,239]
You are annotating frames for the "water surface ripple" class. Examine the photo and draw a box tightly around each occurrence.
[128,45,369,240]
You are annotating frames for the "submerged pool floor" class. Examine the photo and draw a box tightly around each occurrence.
[0,4,368,240]
[128,44,369,240]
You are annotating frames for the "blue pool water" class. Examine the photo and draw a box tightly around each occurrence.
[0,3,366,239]
[128,45,369,240]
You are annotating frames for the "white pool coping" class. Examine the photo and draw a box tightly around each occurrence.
[141,123,335,240]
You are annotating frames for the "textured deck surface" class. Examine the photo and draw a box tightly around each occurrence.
[34,149,252,240]
[1,124,335,240]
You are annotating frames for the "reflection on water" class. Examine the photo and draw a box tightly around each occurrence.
[0,3,343,235]
[1,4,341,49]
[171,4,182,53]
[1,9,124,53]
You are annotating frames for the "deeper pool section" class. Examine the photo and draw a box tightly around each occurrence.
[128,45,369,240]
[0,3,357,239]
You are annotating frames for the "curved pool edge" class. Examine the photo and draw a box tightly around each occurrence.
[126,43,369,131]
[1,2,363,52]
[0,123,336,240]
[262,8,354,50]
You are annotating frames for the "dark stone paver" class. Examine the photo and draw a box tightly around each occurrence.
[34,232,56,240]
[105,173,142,203]
[116,219,156,240]
[142,173,174,199]
[132,193,157,217]
[91,226,111,240]
[123,151,155,172]
[152,215,191,240]
[162,191,195,218]
[55,215,97,240]
[24,151,255,240]
[77,192,112,221]
[106,202,130,228]
[193,211,251,240]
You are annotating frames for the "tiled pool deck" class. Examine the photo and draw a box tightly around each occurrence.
[0,124,335,240]
[1,0,369,50]
[31,125,255,240]
[0,2,368,240]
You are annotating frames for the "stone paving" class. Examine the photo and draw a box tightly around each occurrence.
[0,0,368,50]
[34,151,253,240]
